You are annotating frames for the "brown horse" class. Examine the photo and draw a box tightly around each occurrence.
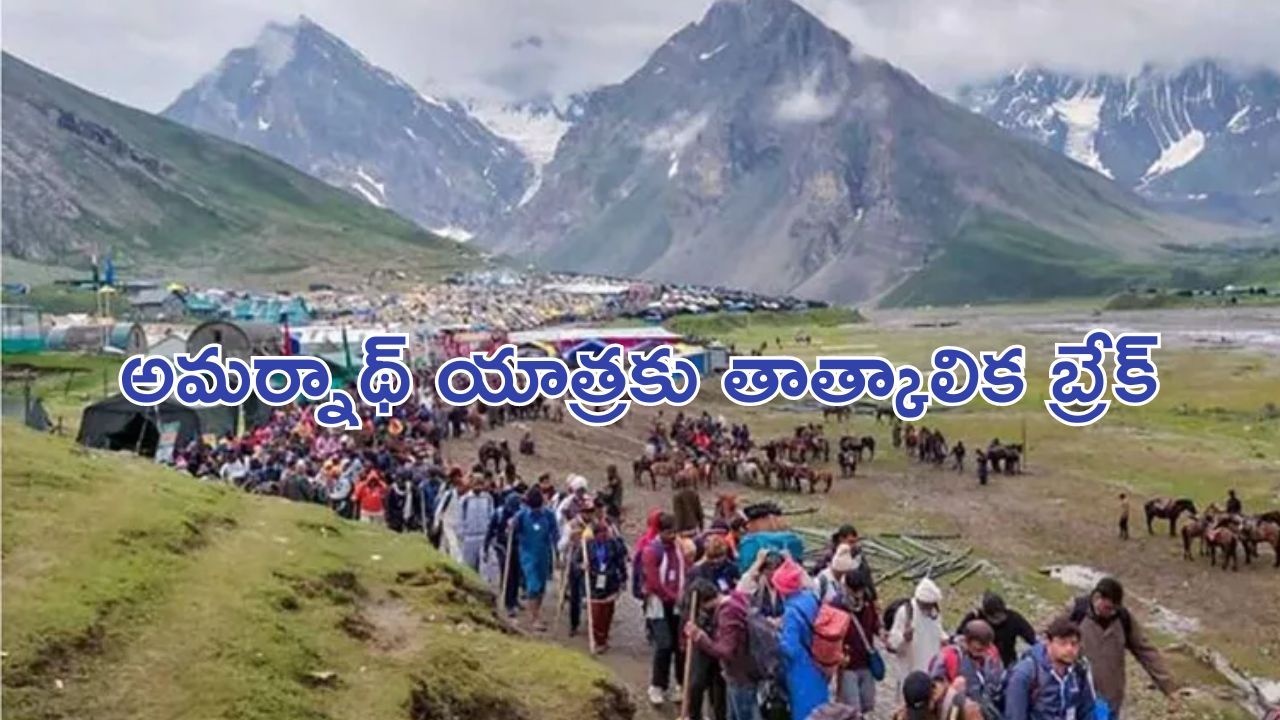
[822,407,852,423]
[1205,524,1241,571]
[1242,517,1280,567]
[1145,497,1198,536]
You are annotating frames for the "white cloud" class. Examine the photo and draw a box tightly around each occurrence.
[642,111,710,154]
[774,72,841,123]
[3,0,1279,112]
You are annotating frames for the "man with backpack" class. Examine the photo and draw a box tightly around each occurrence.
[684,579,728,720]
[929,620,1004,719]
[835,572,882,715]
[1066,577,1176,717]
[888,579,947,680]
[686,582,759,720]
[643,513,688,707]
[953,593,1037,669]
[1003,617,1098,720]
[775,558,830,720]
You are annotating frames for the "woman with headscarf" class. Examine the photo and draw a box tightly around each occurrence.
[513,486,559,632]
[775,558,829,720]
[582,513,629,653]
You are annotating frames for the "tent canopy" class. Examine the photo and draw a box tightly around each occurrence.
[78,395,205,456]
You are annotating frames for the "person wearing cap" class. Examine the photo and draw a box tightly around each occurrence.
[1004,618,1098,720]
[816,544,856,604]
[353,467,388,525]
[564,496,601,638]
[889,579,947,679]
[814,525,878,603]
[893,670,978,720]
[775,557,829,720]
[835,571,882,715]
[929,620,1004,713]
[737,549,786,618]
[954,592,1037,668]
[456,472,495,574]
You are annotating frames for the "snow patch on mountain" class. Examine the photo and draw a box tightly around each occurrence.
[468,100,570,168]
[699,43,730,61]
[355,167,386,199]
[257,116,271,131]
[431,225,475,242]
[1228,105,1252,134]
[1052,92,1112,178]
[1143,129,1206,182]
[349,182,384,207]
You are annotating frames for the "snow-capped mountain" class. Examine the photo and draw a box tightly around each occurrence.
[163,16,533,235]
[959,62,1280,223]
[484,0,1212,304]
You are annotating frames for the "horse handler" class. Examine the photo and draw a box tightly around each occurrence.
[583,515,630,653]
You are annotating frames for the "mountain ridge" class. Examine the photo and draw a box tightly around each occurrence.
[163,16,532,237]
[482,0,1226,303]
[1,52,475,287]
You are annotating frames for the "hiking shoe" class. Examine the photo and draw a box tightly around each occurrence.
[648,687,665,706]
[669,685,683,702]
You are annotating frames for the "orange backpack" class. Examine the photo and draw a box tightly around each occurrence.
[811,602,852,677]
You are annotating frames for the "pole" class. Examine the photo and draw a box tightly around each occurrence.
[581,534,597,654]
[498,520,516,613]
[1021,417,1028,472]
[679,593,700,720]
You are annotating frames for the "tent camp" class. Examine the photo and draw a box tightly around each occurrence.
[187,321,286,360]
[78,395,204,456]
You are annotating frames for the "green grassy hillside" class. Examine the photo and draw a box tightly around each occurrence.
[1,53,477,288]
[1,425,629,720]
[879,214,1280,308]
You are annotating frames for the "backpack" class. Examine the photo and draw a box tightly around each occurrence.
[812,602,853,677]
[1069,596,1135,651]
[746,606,782,682]
[938,646,1004,720]
[883,597,914,634]
[630,545,648,601]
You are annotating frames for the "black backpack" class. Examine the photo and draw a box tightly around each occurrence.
[883,597,914,632]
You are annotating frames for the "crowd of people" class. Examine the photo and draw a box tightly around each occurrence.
[169,393,1184,720]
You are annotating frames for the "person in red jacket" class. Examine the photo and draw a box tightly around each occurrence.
[642,513,687,707]
[353,469,387,525]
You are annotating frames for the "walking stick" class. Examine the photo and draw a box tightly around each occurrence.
[582,534,597,654]
[497,520,515,612]
[679,593,700,720]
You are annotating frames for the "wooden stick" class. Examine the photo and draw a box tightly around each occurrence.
[497,520,516,612]
[679,593,700,720]
[582,535,597,654]
[950,562,984,587]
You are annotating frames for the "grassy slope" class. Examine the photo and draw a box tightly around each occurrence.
[1,426,626,720]
[879,214,1280,309]
[1,53,477,288]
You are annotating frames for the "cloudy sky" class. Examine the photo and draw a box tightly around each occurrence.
[4,0,1279,111]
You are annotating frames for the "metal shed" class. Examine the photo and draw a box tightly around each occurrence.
[46,323,147,355]
[186,321,284,360]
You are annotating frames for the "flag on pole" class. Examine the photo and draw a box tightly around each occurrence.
[103,250,116,287]
[280,312,292,356]
[90,253,100,287]
[342,326,353,373]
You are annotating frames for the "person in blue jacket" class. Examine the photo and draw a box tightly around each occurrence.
[1004,617,1099,720]
[773,557,829,720]
[513,486,559,632]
